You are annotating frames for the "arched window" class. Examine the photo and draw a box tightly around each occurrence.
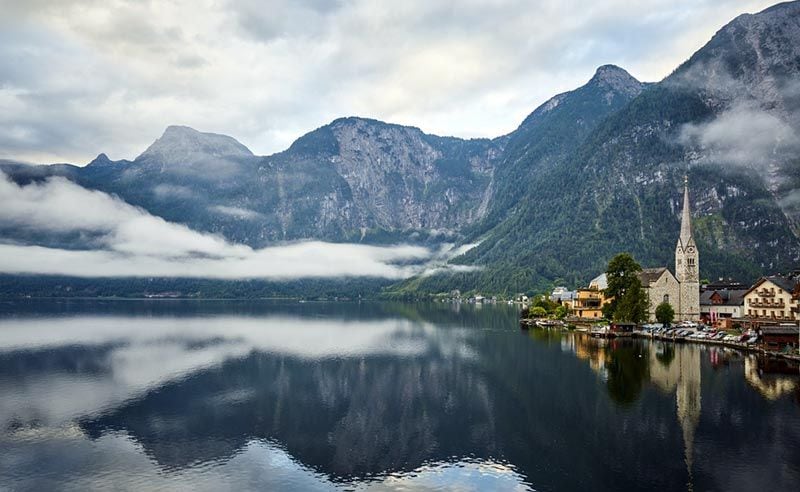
[663,294,669,303]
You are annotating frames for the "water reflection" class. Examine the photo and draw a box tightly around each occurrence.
[744,356,800,401]
[0,301,798,491]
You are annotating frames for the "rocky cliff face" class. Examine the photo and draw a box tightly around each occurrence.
[668,1,800,229]
[2,120,502,246]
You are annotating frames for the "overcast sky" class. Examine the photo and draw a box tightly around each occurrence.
[0,0,777,164]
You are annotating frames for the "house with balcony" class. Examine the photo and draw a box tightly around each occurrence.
[573,273,611,319]
[743,275,799,325]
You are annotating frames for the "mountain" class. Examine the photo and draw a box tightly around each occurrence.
[472,64,646,236]
[2,120,502,246]
[137,125,254,166]
[404,0,800,295]
[2,1,800,296]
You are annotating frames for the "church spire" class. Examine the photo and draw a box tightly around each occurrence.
[680,175,692,246]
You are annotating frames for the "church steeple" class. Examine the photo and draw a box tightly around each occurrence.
[675,175,700,320]
[679,175,693,248]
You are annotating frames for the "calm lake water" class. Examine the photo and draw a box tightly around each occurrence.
[0,300,798,491]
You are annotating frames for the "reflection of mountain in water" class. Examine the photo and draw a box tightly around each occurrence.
[67,322,693,489]
[2,303,799,491]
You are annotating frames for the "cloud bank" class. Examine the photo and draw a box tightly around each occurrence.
[679,101,800,169]
[0,0,777,163]
[0,172,468,279]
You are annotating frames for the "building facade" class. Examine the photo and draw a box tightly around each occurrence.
[639,268,681,323]
[700,288,746,328]
[573,273,610,319]
[744,276,799,323]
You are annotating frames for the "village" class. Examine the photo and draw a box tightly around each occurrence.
[520,272,800,359]
[514,178,800,360]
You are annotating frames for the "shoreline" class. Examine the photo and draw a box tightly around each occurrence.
[520,318,800,363]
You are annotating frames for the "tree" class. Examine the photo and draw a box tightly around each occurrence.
[532,295,558,314]
[602,253,649,323]
[530,306,548,318]
[655,301,675,326]
[554,305,569,319]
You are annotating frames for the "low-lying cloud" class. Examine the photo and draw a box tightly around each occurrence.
[209,204,264,220]
[0,172,472,279]
[679,102,800,170]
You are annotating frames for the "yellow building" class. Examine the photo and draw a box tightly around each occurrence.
[743,275,799,323]
[573,273,611,319]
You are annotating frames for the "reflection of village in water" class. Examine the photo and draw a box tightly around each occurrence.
[542,330,799,488]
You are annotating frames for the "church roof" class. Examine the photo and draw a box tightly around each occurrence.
[638,267,669,287]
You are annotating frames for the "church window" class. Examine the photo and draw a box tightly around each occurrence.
[663,294,669,303]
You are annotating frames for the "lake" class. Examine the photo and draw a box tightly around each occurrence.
[0,299,798,491]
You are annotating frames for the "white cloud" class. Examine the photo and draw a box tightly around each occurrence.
[678,101,800,193]
[680,102,800,167]
[0,172,437,279]
[152,183,196,200]
[209,204,264,219]
[0,0,779,163]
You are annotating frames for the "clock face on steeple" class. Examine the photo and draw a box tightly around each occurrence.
[686,246,695,254]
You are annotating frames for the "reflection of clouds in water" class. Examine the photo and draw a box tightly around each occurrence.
[2,431,530,492]
[0,316,429,357]
[0,316,473,430]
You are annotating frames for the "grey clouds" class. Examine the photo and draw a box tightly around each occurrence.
[0,0,778,164]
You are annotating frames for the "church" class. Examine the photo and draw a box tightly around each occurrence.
[639,177,700,322]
